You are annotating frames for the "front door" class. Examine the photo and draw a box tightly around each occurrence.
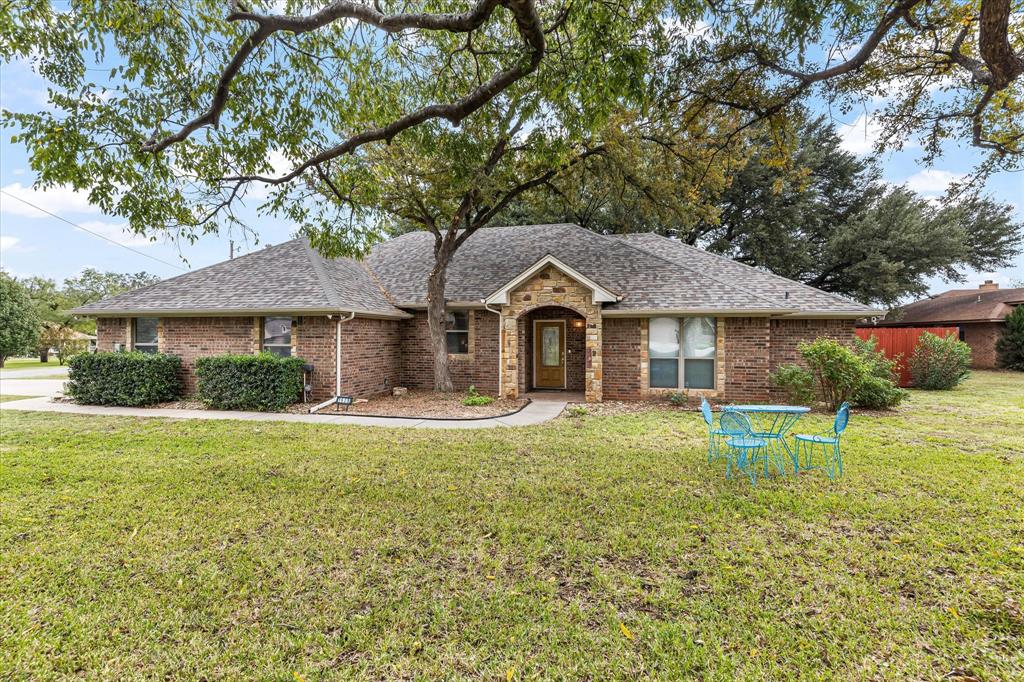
[534,320,565,389]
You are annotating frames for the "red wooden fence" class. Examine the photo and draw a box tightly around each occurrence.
[855,326,958,387]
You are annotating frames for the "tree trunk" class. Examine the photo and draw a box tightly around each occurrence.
[427,241,456,392]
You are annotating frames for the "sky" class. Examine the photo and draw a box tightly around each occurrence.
[1,44,1022,300]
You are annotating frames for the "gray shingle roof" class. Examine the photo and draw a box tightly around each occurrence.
[75,224,878,319]
[615,233,879,316]
[72,239,407,318]
[366,223,796,313]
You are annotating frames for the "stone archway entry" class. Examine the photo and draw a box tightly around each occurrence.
[498,264,604,402]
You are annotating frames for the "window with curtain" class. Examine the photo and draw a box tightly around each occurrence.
[648,317,716,389]
[262,317,293,357]
[446,311,469,354]
[132,317,159,353]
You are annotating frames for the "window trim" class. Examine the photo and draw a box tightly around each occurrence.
[261,316,294,357]
[648,316,717,391]
[132,317,159,353]
[445,310,470,356]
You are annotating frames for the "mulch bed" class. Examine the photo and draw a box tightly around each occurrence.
[292,389,528,419]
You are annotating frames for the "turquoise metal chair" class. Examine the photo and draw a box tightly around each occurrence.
[700,397,728,464]
[792,402,850,480]
[719,411,765,485]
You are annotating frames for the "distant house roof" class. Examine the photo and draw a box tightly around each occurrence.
[74,223,880,319]
[877,284,1024,326]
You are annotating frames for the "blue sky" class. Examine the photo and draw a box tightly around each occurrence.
[1,52,1022,298]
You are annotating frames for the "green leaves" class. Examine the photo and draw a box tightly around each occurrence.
[66,351,183,406]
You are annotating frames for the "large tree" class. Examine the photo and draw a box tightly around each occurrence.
[670,0,1024,176]
[496,116,1023,304]
[0,273,40,367]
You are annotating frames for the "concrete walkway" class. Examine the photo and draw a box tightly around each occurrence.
[0,395,568,429]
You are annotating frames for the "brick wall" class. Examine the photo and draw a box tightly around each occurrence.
[602,317,642,399]
[160,317,256,394]
[338,316,402,398]
[961,321,1003,369]
[722,317,772,402]
[95,318,127,351]
[768,318,857,399]
[520,307,587,391]
[399,310,500,394]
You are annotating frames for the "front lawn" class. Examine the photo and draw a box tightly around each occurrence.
[0,357,64,370]
[1,372,1021,679]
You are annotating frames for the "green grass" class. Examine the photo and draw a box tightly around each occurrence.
[0,395,34,403]
[11,374,68,380]
[1,372,1021,679]
[0,357,65,370]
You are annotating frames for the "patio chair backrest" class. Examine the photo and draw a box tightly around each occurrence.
[700,397,713,427]
[834,402,851,435]
[719,411,753,437]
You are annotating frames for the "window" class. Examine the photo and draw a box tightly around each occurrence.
[446,311,469,354]
[648,317,717,389]
[262,317,293,357]
[132,317,159,354]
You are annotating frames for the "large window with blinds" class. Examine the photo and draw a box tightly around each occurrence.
[649,317,716,389]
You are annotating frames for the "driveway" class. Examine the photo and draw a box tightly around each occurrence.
[0,366,68,398]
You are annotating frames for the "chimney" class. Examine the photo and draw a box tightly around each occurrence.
[979,280,999,291]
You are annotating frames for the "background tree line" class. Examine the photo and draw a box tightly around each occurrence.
[0,270,158,366]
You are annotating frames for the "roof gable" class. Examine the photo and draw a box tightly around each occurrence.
[484,254,620,305]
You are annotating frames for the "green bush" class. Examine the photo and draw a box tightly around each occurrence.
[909,332,971,390]
[462,385,494,406]
[996,304,1024,371]
[66,351,182,406]
[195,353,306,411]
[851,336,909,409]
[770,364,816,405]
[770,338,907,410]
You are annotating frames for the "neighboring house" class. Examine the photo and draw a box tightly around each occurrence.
[72,224,878,402]
[867,281,1024,369]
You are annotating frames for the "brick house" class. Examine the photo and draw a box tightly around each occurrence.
[867,281,1024,369]
[73,224,879,402]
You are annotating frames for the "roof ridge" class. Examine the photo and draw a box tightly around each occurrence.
[574,225,792,311]
[622,233,868,308]
[301,239,346,309]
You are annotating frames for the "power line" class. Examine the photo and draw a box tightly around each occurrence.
[0,190,188,271]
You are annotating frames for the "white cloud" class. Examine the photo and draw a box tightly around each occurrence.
[0,235,23,253]
[903,169,965,195]
[0,182,101,218]
[75,221,154,248]
[837,114,884,155]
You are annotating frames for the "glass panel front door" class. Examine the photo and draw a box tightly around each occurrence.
[534,321,565,388]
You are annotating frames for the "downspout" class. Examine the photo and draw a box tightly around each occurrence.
[309,311,355,414]
[334,311,356,395]
[483,301,503,398]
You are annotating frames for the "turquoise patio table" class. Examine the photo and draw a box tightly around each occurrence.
[722,404,810,476]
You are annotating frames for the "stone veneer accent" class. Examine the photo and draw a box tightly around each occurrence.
[500,266,602,402]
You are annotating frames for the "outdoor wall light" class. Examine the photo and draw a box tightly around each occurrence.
[572,319,585,329]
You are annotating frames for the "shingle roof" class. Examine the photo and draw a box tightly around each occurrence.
[72,239,407,318]
[615,233,878,316]
[365,223,804,314]
[879,287,1024,325]
[75,224,880,319]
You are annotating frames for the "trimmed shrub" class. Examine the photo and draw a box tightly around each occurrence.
[996,304,1024,371]
[66,351,182,406]
[909,332,971,390]
[195,353,305,411]
[770,338,906,410]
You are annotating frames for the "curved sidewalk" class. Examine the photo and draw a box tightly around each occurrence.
[0,396,568,429]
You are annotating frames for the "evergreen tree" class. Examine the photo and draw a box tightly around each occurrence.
[996,305,1024,371]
